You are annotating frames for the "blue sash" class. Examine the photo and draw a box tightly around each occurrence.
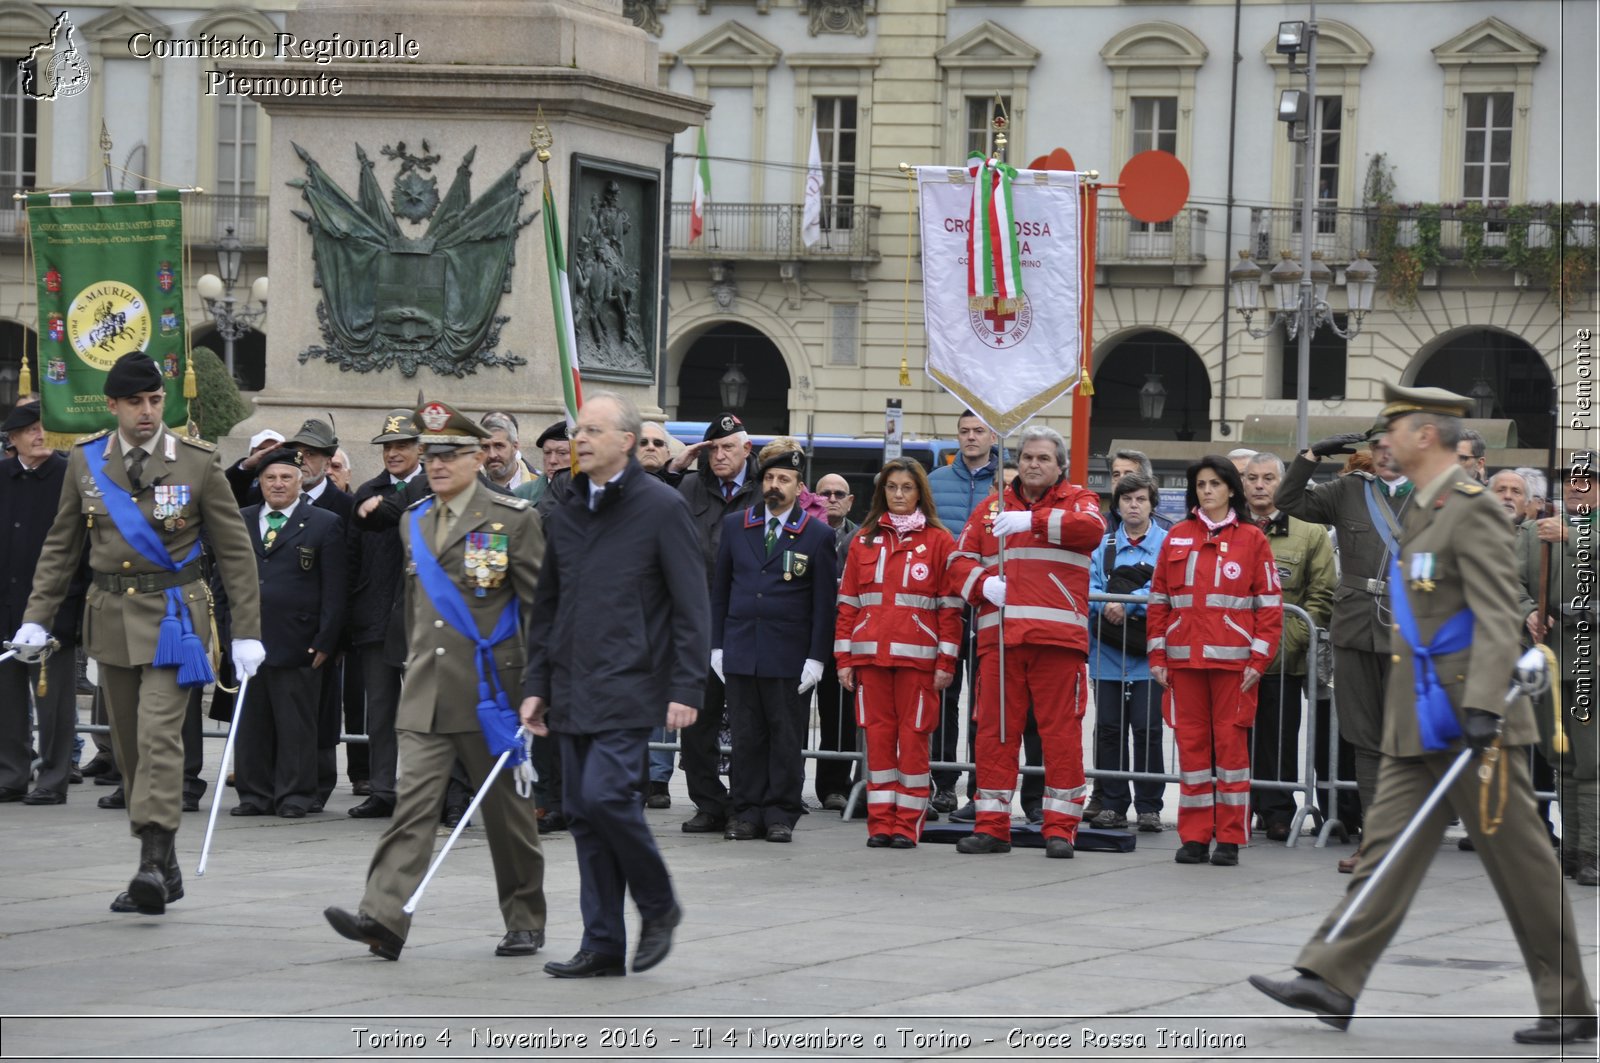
[83,437,212,688]
[1362,479,1403,559]
[409,500,525,765]
[1388,556,1472,750]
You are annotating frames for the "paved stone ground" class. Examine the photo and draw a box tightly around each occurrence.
[0,756,1594,1063]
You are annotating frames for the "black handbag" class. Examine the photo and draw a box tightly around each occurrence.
[1096,539,1154,657]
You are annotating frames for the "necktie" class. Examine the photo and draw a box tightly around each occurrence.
[394,478,407,498]
[127,447,146,491]
[265,510,286,547]
[434,502,453,552]
[765,516,781,555]
[722,481,736,502]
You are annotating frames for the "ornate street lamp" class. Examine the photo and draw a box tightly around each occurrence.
[196,227,269,381]
[1138,373,1167,422]
[719,360,749,410]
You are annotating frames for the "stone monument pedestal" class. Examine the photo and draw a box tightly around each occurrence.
[229,0,706,471]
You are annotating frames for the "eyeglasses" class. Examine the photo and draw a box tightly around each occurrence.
[421,450,471,465]
[639,438,669,448]
[818,490,850,499]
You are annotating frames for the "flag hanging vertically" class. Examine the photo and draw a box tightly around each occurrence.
[966,153,1024,314]
[689,126,711,244]
[802,114,824,249]
[541,179,582,436]
[918,165,1080,436]
[27,190,191,437]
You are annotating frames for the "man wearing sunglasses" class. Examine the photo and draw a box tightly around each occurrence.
[636,422,681,486]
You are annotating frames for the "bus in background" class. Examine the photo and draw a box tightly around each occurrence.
[665,422,961,525]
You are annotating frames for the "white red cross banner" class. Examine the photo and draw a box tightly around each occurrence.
[917,166,1081,436]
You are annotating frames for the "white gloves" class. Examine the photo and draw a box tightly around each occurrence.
[710,648,725,684]
[8,623,49,662]
[992,510,1032,538]
[232,638,266,680]
[982,576,1008,608]
[798,658,825,695]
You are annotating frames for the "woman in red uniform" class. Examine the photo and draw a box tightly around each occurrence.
[835,458,962,849]
[1147,456,1282,867]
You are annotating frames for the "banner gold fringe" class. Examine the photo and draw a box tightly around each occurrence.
[43,430,85,450]
[1538,643,1568,753]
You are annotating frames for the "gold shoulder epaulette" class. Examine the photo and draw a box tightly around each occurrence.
[75,429,112,445]
[178,434,217,452]
[1453,481,1485,495]
[490,493,531,511]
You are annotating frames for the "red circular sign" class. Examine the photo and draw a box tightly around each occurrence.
[1027,147,1077,172]
[1119,150,1190,223]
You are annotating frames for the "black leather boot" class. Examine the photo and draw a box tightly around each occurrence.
[110,843,183,914]
[126,826,174,915]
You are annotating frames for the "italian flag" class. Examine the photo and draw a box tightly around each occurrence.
[542,179,583,451]
[690,126,710,243]
[966,153,1023,313]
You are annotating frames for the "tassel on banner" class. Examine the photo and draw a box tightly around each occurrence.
[1078,366,1095,397]
[1539,644,1569,753]
[183,354,198,400]
[899,356,910,387]
[17,356,31,397]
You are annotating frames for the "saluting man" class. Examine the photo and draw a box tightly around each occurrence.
[10,352,263,916]
[325,401,547,962]
[1251,384,1596,1047]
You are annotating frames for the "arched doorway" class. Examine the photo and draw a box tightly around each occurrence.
[677,323,790,434]
[194,326,267,393]
[1091,330,1212,454]
[0,321,40,421]
[1411,329,1554,449]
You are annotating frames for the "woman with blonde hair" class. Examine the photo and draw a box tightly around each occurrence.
[834,459,962,848]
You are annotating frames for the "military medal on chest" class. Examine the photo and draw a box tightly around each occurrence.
[464,531,509,597]
[152,484,190,530]
[1408,551,1436,593]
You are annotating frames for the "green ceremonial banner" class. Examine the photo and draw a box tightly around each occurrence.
[28,190,190,436]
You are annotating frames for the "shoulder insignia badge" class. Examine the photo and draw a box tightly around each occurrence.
[1453,481,1484,495]
[75,429,112,446]
[489,494,530,511]
[178,435,218,452]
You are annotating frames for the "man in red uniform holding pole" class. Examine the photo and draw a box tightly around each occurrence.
[947,424,1106,857]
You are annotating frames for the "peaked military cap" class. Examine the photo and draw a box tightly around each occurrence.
[1,401,40,433]
[758,448,805,478]
[704,412,745,442]
[1378,383,1473,423]
[414,400,489,451]
[103,352,164,398]
[288,417,339,453]
[257,447,304,472]
[371,408,420,444]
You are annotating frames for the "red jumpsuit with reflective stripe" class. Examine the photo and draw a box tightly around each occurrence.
[835,523,962,840]
[1146,515,1283,845]
[947,478,1106,842]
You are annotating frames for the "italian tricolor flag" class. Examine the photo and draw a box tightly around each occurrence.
[690,126,710,243]
[966,152,1023,313]
[542,179,582,453]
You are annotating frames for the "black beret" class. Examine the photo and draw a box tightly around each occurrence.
[1,402,40,433]
[534,421,569,449]
[704,412,745,442]
[103,353,165,399]
[258,447,304,472]
[758,449,804,478]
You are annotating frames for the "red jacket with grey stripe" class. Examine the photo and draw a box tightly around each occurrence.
[1146,515,1283,673]
[834,523,963,673]
[946,478,1107,653]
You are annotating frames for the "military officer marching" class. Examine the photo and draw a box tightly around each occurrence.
[1252,384,1597,1046]
[325,400,548,961]
[10,352,263,916]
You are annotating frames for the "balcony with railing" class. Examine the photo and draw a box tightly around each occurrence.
[669,202,879,261]
[1245,202,1598,267]
[0,193,271,247]
[1096,206,1209,264]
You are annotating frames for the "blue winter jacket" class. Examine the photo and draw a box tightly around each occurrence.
[1088,521,1167,681]
[927,447,1001,537]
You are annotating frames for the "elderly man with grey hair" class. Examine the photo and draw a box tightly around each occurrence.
[946,424,1107,856]
[1227,447,1258,474]
[1489,468,1530,524]
[1514,466,1548,522]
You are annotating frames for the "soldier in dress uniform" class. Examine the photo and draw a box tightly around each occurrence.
[324,400,547,961]
[1276,424,1414,868]
[1251,384,1597,1047]
[9,352,263,916]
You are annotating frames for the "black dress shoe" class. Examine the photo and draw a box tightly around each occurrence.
[80,754,113,778]
[724,820,761,840]
[351,779,372,797]
[537,811,568,833]
[495,929,545,957]
[766,824,793,843]
[69,767,83,785]
[1512,1016,1597,1044]
[348,797,395,819]
[230,804,268,817]
[544,949,626,978]
[22,789,64,805]
[94,772,122,786]
[633,903,683,972]
[0,787,24,802]
[278,807,307,819]
[890,835,916,849]
[324,906,404,961]
[1248,972,1355,1031]
[441,804,467,828]
[97,788,125,810]
[681,810,727,834]
[866,833,892,848]
[182,793,199,812]
[955,832,1011,854]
